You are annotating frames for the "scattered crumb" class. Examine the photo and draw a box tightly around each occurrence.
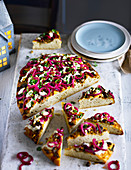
[85,109,88,112]
[55,112,61,116]
[70,101,76,104]
[30,50,33,54]
[36,146,42,151]
[85,161,91,167]
[102,164,107,169]
[35,160,39,165]
[77,164,80,167]
[92,61,98,67]
[93,109,97,111]
[38,142,43,145]
[26,56,30,59]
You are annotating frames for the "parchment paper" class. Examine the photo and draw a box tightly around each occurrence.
[1,34,126,170]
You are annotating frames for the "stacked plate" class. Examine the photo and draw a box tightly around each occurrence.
[68,20,131,62]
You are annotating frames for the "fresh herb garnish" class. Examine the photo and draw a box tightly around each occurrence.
[36,147,42,151]
[93,61,98,67]
[52,29,57,33]
[71,101,76,104]
[83,124,87,129]
[74,109,78,113]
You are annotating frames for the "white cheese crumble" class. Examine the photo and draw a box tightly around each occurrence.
[26,99,33,108]
[49,32,53,37]
[26,90,33,97]
[18,87,25,95]
[39,90,47,96]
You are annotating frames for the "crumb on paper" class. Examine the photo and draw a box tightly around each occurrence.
[38,142,43,145]
[85,109,88,112]
[30,50,33,54]
[93,109,97,111]
[26,56,30,59]
[55,112,61,116]
[92,61,98,67]
[85,161,91,167]
[70,101,76,104]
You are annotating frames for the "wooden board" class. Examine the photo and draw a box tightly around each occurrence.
[1,34,126,170]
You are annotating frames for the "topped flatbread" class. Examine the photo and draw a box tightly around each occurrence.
[16,53,100,119]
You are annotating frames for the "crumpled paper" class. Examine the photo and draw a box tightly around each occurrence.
[118,46,131,73]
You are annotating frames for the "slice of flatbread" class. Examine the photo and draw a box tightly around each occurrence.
[79,85,115,109]
[42,128,64,166]
[24,107,54,144]
[64,139,115,164]
[67,121,109,146]
[86,112,123,135]
[32,29,62,50]
[61,102,85,133]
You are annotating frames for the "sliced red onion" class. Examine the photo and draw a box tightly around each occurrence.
[80,122,96,135]
[96,123,102,133]
[107,160,120,170]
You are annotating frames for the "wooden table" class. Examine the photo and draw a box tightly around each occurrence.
[0,35,131,169]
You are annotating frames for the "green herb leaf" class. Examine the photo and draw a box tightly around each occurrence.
[93,61,98,67]
[71,101,76,104]
[52,29,57,33]
[37,147,42,151]
[26,56,29,59]
[83,124,88,129]
[74,109,78,113]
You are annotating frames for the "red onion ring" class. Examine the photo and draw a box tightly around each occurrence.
[107,160,120,170]
[17,152,33,170]
[80,122,96,135]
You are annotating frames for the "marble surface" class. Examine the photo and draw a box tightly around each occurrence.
[0,34,131,170]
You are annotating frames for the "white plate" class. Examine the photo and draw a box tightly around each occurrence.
[68,36,124,62]
[71,20,131,59]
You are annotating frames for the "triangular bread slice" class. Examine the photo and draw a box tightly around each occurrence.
[79,85,115,109]
[24,107,54,144]
[61,102,85,133]
[67,121,109,146]
[64,139,115,163]
[42,128,64,166]
[32,29,62,50]
[86,112,123,135]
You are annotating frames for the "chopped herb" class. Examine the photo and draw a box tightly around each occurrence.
[74,109,78,113]
[37,147,42,151]
[34,91,37,94]
[83,124,87,129]
[31,101,34,106]
[71,101,76,104]
[52,29,57,33]
[93,61,98,67]
[26,56,30,59]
